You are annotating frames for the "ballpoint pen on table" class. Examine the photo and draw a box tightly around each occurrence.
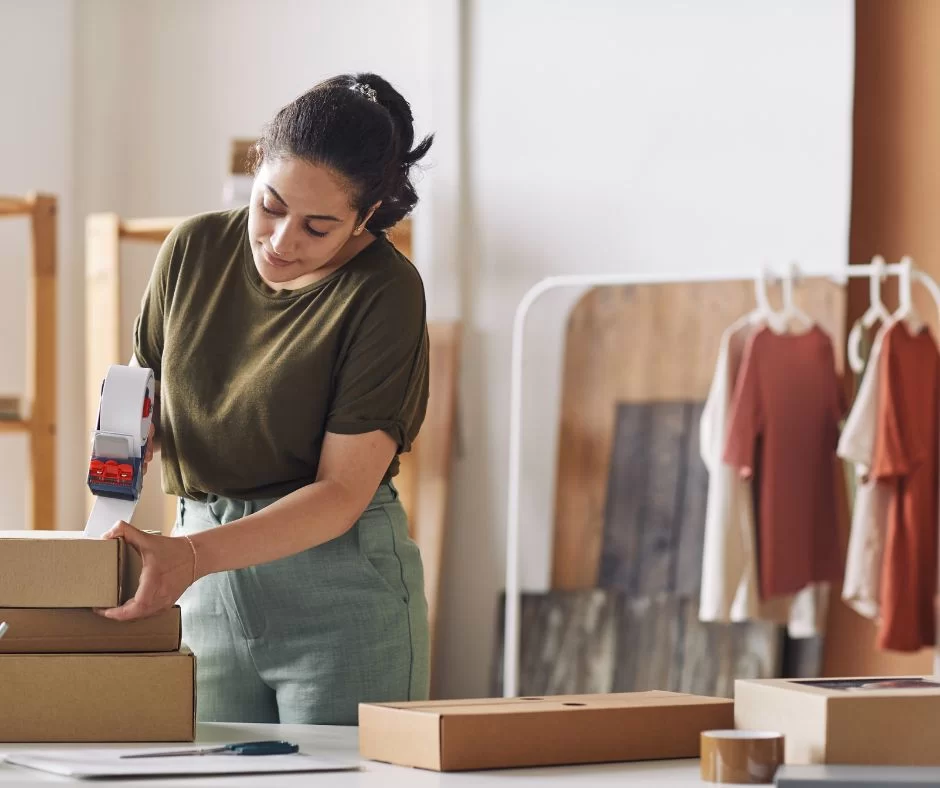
[121,741,300,759]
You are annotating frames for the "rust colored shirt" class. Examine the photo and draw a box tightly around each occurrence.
[871,322,939,652]
[723,326,845,598]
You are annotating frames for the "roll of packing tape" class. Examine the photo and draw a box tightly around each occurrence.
[700,729,784,784]
[84,365,155,539]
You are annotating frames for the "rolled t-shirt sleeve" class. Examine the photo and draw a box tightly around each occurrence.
[326,270,430,453]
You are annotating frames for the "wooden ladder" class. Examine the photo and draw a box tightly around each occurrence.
[0,194,57,530]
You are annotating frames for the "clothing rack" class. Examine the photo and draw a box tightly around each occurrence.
[502,261,940,698]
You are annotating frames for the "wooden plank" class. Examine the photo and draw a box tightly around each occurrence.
[0,420,29,434]
[492,590,781,698]
[0,197,32,217]
[27,195,57,530]
[85,214,122,518]
[230,139,257,176]
[600,402,705,595]
[411,323,460,685]
[119,218,183,243]
[552,279,847,590]
[388,221,412,259]
[491,590,620,697]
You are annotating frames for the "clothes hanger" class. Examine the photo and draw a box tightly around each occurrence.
[893,255,913,321]
[753,268,773,316]
[751,266,788,332]
[778,262,814,330]
[846,255,891,374]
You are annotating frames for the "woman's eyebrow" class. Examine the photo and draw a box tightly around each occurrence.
[264,185,342,222]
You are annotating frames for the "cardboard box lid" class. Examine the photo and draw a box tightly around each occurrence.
[370,690,729,716]
[737,676,940,700]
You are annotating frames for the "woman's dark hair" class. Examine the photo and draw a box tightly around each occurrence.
[251,73,433,233]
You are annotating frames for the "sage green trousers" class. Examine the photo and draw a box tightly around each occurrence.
[173,482,429,725]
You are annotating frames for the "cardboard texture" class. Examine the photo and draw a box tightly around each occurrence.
[0,650,195,742]
[359,691,734,771]
[0,531,141,607]
[735,676,940,766]
[0,606,180,653]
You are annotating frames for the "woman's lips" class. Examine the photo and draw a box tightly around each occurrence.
[262,246,296,268]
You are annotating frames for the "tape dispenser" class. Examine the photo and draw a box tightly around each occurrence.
[83,364,155,538]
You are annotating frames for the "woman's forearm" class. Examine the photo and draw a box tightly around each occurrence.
[187,479,363,576]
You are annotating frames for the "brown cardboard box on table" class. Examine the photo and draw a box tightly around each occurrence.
[735,676,940,766]
[359,691,734,771]
[0,606,181,653]
[0,530,141,608]
[0,649,196,742]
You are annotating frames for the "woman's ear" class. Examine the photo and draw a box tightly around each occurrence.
[353,201,383,235]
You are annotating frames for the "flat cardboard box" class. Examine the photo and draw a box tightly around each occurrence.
[359,691,734,771]
[0,530,141,607]
[0,650,195,742]
[735,676,940,766]
[0,606,181,653]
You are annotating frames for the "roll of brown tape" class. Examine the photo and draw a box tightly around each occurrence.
[700,729,784,784]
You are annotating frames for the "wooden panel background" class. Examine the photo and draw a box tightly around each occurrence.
[551,279,848,590]
[491,589,780,698]
[599,402,708,596]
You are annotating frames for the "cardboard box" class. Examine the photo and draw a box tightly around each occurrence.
[735,676,940,766]
[0,530,141,607]
[0,650,195,742]
[0,606,181,653]
[359,691,734,771]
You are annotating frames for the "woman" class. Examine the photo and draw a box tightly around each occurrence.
[97,73,433,726]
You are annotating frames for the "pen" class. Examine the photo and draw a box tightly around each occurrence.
[0,622,7,640]
[121,741,300,759]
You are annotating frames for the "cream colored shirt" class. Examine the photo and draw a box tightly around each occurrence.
[838,312,924,620]
[699,314,826,637]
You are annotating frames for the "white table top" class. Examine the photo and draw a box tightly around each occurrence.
[0,722,773,787]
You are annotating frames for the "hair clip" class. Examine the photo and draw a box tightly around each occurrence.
[351,82,378,103]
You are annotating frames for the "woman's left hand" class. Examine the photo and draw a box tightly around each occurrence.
[96,521,196,621]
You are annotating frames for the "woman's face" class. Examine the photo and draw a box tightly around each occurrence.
[247,156,364,290]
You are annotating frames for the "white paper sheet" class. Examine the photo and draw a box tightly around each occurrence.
[1,749,360,779]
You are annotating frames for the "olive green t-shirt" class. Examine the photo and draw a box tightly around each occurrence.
[133,207,429,501]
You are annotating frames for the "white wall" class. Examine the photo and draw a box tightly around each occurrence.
[433,0,854,698]
[0,0,79,532]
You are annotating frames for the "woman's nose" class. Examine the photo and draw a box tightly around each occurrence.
[270,220,300,258]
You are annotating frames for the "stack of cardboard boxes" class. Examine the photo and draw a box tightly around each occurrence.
[0,530,195,742]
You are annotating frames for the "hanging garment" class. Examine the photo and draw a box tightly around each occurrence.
[871,320,940,652]
[844,318,879,513]
[838,323,892,620]
[699,315,827,636]
[723,325,845,599]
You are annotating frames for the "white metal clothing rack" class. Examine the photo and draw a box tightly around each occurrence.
[503,262,940,698]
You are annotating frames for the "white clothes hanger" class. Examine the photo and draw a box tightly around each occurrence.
[778,262,814,330]
[893,255,914,322]
[847,255,891,373]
